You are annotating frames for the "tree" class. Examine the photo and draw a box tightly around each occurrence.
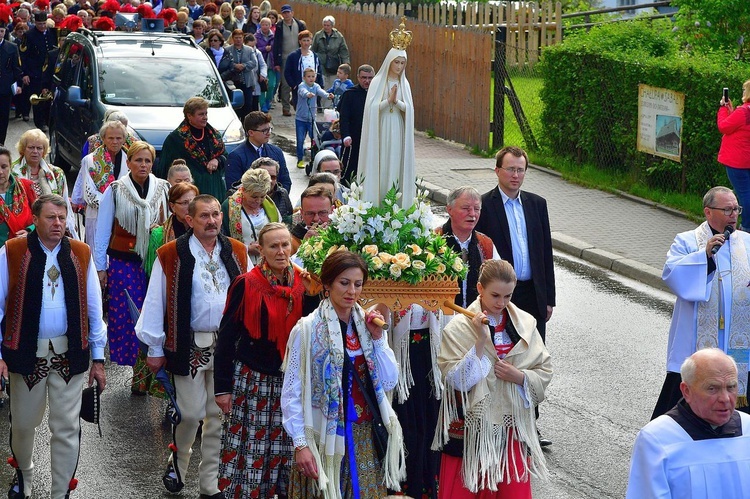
[673,0,750,56]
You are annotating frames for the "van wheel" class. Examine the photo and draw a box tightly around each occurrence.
[49,123,71,172]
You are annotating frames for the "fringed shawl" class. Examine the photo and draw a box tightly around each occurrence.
[111,174,170,263]
[433,299,552,492]
[235,264,305,358]
[281,298,406,498]
[390,305,443,404]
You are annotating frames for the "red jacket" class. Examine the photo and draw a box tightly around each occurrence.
[717,103,750,168]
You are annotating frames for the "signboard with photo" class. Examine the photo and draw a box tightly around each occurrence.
[637,84,685,162]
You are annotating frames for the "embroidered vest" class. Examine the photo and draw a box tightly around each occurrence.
[157,233,247,376]
[1,234,91,375]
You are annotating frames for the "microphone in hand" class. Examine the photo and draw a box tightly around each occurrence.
[711,225,735,255]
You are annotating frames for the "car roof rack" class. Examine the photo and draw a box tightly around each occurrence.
[66,28,199,49]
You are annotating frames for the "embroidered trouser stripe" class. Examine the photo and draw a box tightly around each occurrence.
[171,345,222,496]
[9,362,84,499]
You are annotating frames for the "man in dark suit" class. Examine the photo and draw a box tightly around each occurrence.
[0,21,22,145]
[225,111,290,192]
[475,145,556,446]
[19,12,56,132]
[337,64,374,184]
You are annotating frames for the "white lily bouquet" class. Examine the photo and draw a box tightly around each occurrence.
[297,183,467,285]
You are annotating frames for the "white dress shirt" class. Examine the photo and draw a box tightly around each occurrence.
[499,187,531,281]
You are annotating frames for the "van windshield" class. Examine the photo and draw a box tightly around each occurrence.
[99,57,227,106]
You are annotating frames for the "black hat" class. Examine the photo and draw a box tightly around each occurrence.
[80,382,102,437]
[33,12,48,23]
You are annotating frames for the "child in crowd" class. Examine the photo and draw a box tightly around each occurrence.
[295,67,329,168]
[319,119,342,157]
[326,63,354,108]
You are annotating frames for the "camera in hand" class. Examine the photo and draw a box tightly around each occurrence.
[723,87,729,102]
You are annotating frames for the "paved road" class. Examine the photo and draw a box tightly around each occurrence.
[0,251,673,498]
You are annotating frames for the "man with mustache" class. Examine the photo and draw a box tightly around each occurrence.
[136,194,248,499]
[0,195,107,499]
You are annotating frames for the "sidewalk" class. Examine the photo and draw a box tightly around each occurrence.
[268,105,696,293]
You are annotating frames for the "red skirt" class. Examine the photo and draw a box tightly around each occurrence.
[438,435,532,499]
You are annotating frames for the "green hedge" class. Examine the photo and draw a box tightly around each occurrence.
[539,20,750,195]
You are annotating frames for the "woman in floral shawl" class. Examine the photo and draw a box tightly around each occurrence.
[13,129,78,239]
[281,250,406,499]
[159,96,227,201]
[0,147,36,245]
[433,260,552,498]
[71,120,130,248]
[220,168,280,266]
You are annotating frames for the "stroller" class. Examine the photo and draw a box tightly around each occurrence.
[305,108,343,176]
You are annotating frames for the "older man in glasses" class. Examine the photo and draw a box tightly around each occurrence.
[226,111,290,192]
[651,185,750,420]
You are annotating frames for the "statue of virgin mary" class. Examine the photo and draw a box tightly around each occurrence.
[359,18,416,207]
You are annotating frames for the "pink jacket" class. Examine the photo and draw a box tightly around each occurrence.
[717,103,750,168]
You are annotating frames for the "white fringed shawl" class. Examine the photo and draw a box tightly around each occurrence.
[112,174,170,262]
[390,305,444,404]
[432,299,552,492]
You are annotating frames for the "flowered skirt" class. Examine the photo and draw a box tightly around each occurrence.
[107,257,146,366]
[218,361,292,498]
[288,421,386,499]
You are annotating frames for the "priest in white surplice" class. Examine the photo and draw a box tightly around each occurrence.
[627,348,750,499]
[652,186,750,419]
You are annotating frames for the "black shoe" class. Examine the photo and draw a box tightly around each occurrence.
[7,477,27,499]
[162,463,183,494]
[538,430,552,448]
[21,116,28,122]
[198,494,224,499]
[40,126,48,133]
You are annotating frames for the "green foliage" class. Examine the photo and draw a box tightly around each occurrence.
[539,19,746,196]
[672,0,750,55]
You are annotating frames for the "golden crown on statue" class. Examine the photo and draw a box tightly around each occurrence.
[389,16,413,50]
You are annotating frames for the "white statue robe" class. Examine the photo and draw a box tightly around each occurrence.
[625,412,750,499]
[359,48,416,207]
[661,228,750,373]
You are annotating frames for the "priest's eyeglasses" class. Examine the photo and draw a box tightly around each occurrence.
[707,206,743,215]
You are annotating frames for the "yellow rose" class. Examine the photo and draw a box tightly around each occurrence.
[371,256,384,270]
[392,252,411,269]
[452,259,464,272]
[326,245,338,257]
[436,263,446,274]
[314,240,324,252]
[337,245,348,252]
[363,244,379,257]
[389,263,402,278]
[378,252,394,264]
[438,245,446,254]
[407,244,422,256]
[412,260,426,270]
[425,251,435,261]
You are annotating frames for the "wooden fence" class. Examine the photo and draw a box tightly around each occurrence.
[352,2,562,67]
[292,2,492,151]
